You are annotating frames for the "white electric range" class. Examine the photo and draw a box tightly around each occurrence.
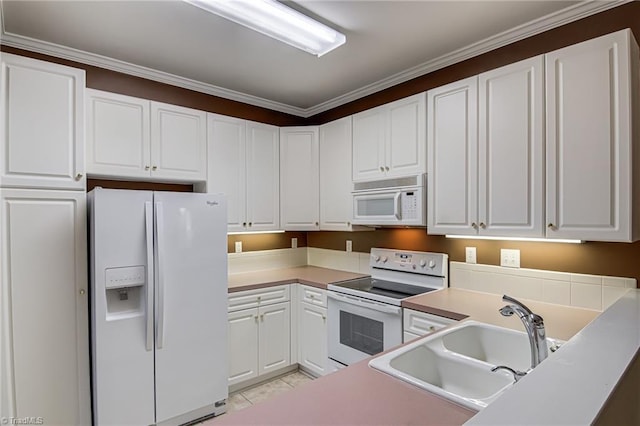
[327,248,448,369]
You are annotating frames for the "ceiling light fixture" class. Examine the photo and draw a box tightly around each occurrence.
[184,0,346,57]
[445,235,583,244]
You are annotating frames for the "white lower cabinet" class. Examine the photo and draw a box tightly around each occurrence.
[403,309,457,343]
[297,285,328,377]
[0,189,90,424]
[227,287,291,387]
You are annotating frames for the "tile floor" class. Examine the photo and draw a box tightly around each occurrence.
[202,370,314,423]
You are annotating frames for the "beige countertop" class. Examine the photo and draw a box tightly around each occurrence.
[228,266,368,292]
[403,288,600,341]
[220,267,603,425]
[212,356,475,426]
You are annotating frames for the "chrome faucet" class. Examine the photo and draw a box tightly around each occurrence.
[498,295,549,370]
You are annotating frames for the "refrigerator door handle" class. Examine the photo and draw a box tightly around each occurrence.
[144,201,154,352]
[155,201,166,349]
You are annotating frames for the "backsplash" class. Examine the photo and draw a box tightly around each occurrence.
[227,247,636,311]
[449,262,636,311]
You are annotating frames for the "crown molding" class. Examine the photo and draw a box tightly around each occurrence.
[0,0,631,118]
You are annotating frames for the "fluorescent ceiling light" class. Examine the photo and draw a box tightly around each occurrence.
[185,0,346,57]
[445,235,583,244]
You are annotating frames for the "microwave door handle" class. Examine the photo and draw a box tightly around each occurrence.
[394,192,402,220]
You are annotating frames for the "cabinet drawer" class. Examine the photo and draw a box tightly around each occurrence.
[403,309,456,336]
[298,284,327,308]
[228,285,290,312]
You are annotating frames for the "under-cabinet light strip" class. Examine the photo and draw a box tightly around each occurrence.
[227,230,286,235]
[445,235,583,244]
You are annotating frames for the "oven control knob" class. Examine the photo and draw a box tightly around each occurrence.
[381,256,388,263]
[373,255,380,262]
[419,260,427,268]
[428,260,436,269]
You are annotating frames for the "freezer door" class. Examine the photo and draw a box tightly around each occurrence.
[153,192,228,423]
[89,188,156,426]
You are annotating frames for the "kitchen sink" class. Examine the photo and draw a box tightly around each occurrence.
[369,320,563,410]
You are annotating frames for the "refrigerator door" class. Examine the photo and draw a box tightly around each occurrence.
[89,188,155,426]
[153,192,228,424]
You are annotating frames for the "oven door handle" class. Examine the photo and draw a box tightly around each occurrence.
[327,291,402,315]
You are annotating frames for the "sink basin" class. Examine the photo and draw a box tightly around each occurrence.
[369,320,563,410]
[440,322,563,372]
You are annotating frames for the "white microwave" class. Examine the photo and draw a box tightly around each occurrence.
[352,174,426,226]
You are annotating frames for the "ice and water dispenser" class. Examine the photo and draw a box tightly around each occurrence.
[104,265,146,318]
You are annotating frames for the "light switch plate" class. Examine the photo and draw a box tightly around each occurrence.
[465,247,477,264]
[346,240,353,252]
[500,249,520,268]
[291,238,298,249]
[235,241,242,253]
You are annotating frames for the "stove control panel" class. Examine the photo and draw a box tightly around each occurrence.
[370,248,448,277]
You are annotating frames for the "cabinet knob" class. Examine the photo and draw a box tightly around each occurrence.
[428,326,436,332]
[322,315,326,321]
[79,289,86,295]
[315,222,319,226]
[347,221,351,226]
[548,223,554,229]
[248,222,252,227]
[254,315,259,322]
[145,165,150,171]
[243,222,247,227]
[260,314,264,322]
[379,167,384,172]
[152,166,158,171]
[479,222,486,229]
[471,222,478,229]
[385,166,389,171]
[75,173,83,180]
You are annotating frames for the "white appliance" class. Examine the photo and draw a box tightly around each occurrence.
[351,174,426,226]
[327,248,447,367]
[88,188,228,426]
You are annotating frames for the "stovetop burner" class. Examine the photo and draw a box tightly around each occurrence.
[334,277,437,300]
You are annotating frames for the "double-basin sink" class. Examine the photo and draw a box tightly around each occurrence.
[369,320,563,410]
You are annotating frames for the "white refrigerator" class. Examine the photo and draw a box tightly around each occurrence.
[88,188,228,425]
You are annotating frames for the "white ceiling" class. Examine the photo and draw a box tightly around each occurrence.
[0,1,625,116]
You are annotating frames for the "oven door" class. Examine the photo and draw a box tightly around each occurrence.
[327,291,402,366]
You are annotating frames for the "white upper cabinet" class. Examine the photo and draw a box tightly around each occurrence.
[427,76,478,235]
[319,117,354,231]
[150,101,207,181]
[208,114,279,232]
[428,56,544,237]
[352,93,426,182]
[86,89,206,182]
[1,53,85,190]
[546,29,639,242]
[280,127,319,231]
[478,56,544,237]
[86,89,150,179]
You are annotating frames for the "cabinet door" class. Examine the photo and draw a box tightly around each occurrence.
[546,30,636,241]
[319,117,354,231]
[427,77,478,235]
[280,127,319,230]
[298,303,327,377]
[207,114,247,232]
[246,122,280,231]
[352,107,385,181]
[86,89,151,179]
[150,102,207,182]
[478,56,544,237]
[387,93,426,178]
[0,53,85,190]
[228,308,259,386]
[258,302,290,375]
[0,189,90,424]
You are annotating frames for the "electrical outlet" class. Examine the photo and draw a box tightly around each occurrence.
[465,247,477,264]
[346,240,353,252]
[291,238,298,249]
[500,249,520,268]
[235,241,242,253]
